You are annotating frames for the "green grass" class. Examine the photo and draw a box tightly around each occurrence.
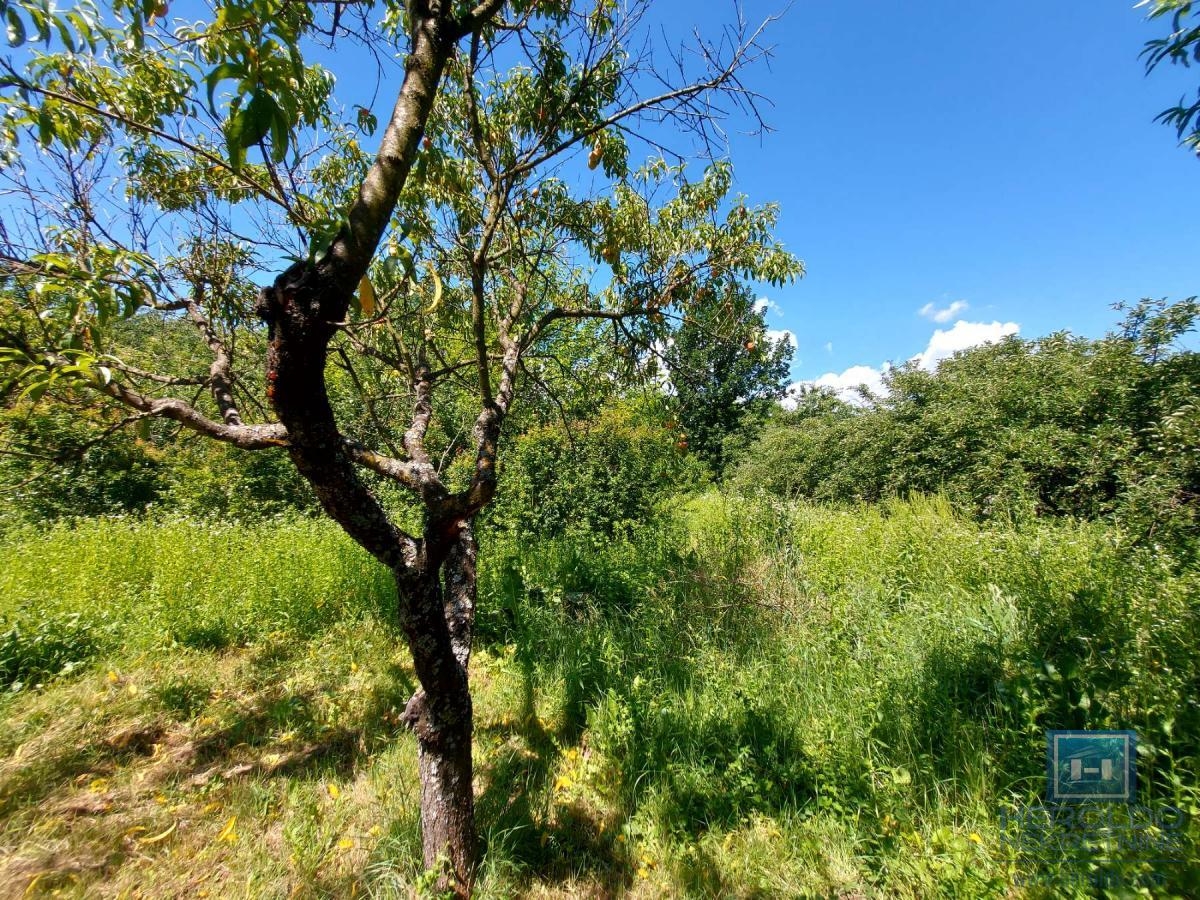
[1,496,1197,897]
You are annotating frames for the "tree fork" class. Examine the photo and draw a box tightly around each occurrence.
[254,5,491,893]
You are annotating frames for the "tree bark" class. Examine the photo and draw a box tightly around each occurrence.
[398,520,479,895]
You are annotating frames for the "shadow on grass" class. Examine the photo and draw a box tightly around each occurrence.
[0,657,418,824]
[474,694,634,897]
[473,583,817,897]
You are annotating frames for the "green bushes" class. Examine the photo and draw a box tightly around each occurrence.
[730,298,1200,556]
[0,612,99,691]
[490,403,707,539]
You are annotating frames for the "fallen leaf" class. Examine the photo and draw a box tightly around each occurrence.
[217,816,238,843]
[139,821,178,845]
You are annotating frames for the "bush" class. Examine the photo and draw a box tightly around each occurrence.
[730,299,1200,555]
[491,402,707,539]
[0,612,100,691]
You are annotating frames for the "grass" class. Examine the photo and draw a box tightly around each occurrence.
[0,495,1198,897]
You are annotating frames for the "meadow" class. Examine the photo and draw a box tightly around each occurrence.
[0,493,1197,898]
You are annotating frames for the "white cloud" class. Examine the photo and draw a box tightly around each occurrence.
[824,341,833,354]
[784,364,891,408]
[786,319,1020,407]
[919,299,969,323]
[767,328,797,351]
[909,319,1018,371]
[754,297,783,317]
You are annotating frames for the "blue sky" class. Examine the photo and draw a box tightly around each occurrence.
[635,0,1200,395]
[9,0,1193,398]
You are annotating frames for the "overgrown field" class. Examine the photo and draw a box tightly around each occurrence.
[1,495,1198,898]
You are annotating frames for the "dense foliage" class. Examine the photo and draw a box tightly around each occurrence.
[665,283,792,475]
[730,298,1200,555]
[490,401,707,539]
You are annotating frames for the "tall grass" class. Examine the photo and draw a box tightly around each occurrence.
[0,495,1197,897]
[0,515,393,688]
[482,493,1200,896]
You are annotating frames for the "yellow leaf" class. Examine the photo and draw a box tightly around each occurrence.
[139,821,178,845]
[217,816,238,843]
[357,276,376,317]
[424,261,443,313]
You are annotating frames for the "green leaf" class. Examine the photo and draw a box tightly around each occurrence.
[54,17,75,52]
[268,104,288,164]
[6,8,27,47]
[205,62,245,114]
[225,123,246,173]
[36,107,55,146]
[224,93,276,173]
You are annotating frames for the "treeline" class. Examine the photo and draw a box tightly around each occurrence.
[3,299,1197,558]
[730,298,1200,554]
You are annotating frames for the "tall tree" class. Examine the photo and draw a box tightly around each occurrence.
[665,280,794,474]
[0,0,800,891]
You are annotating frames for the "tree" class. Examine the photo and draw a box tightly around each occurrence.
[1141,0,1200,154]
[0,0,800,891]
[664,280,794,474]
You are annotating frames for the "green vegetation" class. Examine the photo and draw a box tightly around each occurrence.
[0,0,1195,892]
[1141,0,1200,153]
[1,496,1197,897]
[732,298,1200,557]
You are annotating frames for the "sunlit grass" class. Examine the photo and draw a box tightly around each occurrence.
[0,495,1197,897]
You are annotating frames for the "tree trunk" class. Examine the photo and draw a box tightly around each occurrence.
[414,700,476,893]
[398,521,479,896]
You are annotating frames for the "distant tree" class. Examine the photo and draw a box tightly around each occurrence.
[0,1,800,889]
[1141,0,1200,153]
[665,282,794,475]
